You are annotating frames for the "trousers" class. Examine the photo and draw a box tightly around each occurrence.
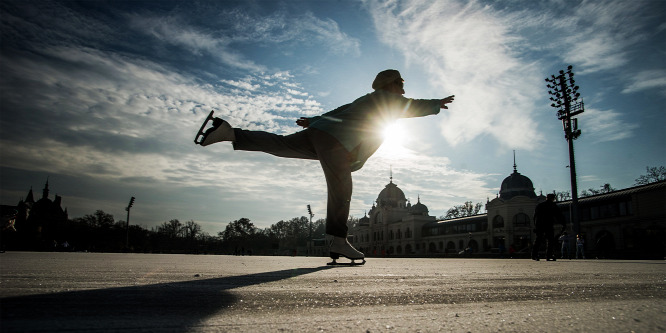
[532,227,555,259]
[232,128,353,238]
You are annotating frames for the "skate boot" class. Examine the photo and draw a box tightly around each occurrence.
[328,237,365,266]
[194,110,236,146]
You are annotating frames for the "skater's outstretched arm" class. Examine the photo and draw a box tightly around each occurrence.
[296,103,353,128]
[296,117,310,128]
[440,95,455,109]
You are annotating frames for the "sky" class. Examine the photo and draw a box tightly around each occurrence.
[1,0,665,234]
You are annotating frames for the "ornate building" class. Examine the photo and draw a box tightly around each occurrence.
[351,175,436,256]
[1,180,69,249]
[349,165,665,259]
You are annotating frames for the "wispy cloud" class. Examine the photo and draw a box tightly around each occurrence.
[127,15,266,72]
[622,70,666,95]
[365,0,543,150]
[579,108,639,143]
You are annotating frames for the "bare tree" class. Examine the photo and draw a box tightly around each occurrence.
[581,183,616,197]
[157,219,183,238]
[634,166,666,185]
[441,201,483,219]
[552,190,571,201]
[182,220,201,239]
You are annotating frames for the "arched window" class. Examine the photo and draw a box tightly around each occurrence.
[493,215,505,228]
[513,213,530,227]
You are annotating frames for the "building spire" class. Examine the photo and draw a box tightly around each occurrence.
[390,165,393,183]
[513,150,517,172]
[42,177,50,199]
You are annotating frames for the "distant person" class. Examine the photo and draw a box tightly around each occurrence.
[559,231,571,259]
[576,234,585,259]
[531,193,566,261]
[195,69,455,264]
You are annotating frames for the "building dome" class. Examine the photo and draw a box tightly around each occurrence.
[359,212,370,226]
[499,168,536,200]
[377,179,407,208]
[409,196,429,215]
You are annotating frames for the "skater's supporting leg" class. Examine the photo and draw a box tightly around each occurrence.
[308,129,353,238]
[232,129,318,160]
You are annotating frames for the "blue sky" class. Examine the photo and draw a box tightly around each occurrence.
[1,0,664,234]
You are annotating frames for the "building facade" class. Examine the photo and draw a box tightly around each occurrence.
[349,167,665,259]
[1,180,69,250]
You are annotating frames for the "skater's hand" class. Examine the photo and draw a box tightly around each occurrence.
[440,95,455,109]
[296,117,310,128]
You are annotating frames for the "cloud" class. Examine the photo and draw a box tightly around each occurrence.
[126,5,361,72]
[127,15,266,72]
[579,108,639,143]
[365,0,543,150]
[622,70,666,95]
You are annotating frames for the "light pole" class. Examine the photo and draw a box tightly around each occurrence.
[546,65,584,235]
[307,205,314,256]
[125,196,135,250]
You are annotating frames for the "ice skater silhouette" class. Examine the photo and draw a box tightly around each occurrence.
[195,69,454,265]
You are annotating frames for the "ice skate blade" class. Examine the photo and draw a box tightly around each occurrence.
[194,110,215,145]
[327,258,366,266]
[329,251,364,261]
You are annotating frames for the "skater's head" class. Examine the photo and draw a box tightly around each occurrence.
[372,69,405,95]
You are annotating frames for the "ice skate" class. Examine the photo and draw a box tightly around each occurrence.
[327,237,365,266]
[194,110,235,146]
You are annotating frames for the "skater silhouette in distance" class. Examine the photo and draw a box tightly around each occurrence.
[195,69,455,265]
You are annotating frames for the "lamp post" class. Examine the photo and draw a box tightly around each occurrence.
[307,205,314,256]
[545,65,584,235]
[125,196,135,250]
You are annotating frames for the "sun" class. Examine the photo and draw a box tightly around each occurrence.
[380,122,409,156]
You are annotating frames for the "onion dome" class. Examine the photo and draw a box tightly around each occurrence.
[409,196,429,215]
[359,212,370,226]
[499,166,536,200]
[377,179,407,208]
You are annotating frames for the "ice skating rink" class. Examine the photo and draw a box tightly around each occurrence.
[1,252,664,332]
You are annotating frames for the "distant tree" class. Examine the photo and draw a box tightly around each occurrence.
[268,220,289,239]
[182,220,201,240]
[73,210,114,228]
[552,190,571,201]
[634,166,666,185]
[581,183,616,197]
[441,201,483,219]
[222,218,257,241]
[157,219,183,238]
[312,219,326,238]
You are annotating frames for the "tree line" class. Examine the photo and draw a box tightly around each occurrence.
[3,209,330,255]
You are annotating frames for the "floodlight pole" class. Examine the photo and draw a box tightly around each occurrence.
[307,205,314,256]
[546,65,584,235]
[125,196,135,250]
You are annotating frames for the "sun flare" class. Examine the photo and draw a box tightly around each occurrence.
[380,122,409,156]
